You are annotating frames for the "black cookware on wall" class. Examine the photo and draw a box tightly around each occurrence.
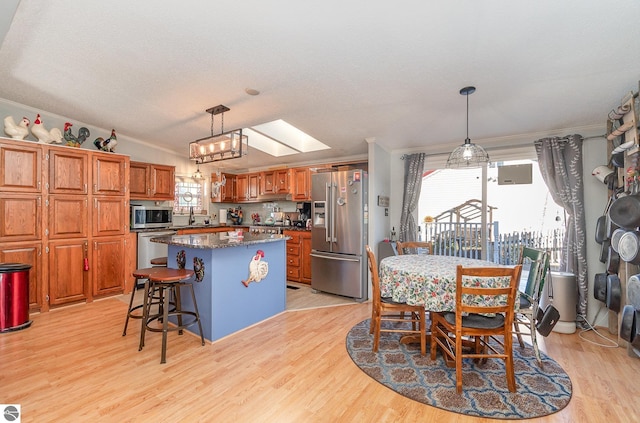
[606,274,622,313]
[594,273,607,302]
[618,231,640,265]
[609,194,640,229]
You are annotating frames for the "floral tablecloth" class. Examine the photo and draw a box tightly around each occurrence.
[379,255,515,312]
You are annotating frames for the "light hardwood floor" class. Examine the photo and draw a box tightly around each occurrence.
[1,296,638,422]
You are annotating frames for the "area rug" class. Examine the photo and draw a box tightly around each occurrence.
[346,319,572,419]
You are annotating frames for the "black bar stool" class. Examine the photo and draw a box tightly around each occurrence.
[123,267,167,336]
[139,268,205,363]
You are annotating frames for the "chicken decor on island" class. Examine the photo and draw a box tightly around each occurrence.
[31,113,63,144]
[63,122,90,148]
[93,128,118,152]
[3,116,30,140]
[242,250,269,287]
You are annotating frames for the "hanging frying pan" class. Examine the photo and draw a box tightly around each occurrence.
[599,238,610,263]
[606,274,622,313]
[618,231,640,265]
[609,194,640,229]
[610,228,627,253]
[620,305,636,343]
[595,215,607,244]
[632,310,640,350]
[628,274,640,309]
[596,196,615,244]
[606,245,620,274]
[593,273,607,302]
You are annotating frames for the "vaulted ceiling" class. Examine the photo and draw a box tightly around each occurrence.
[1,1,639,170]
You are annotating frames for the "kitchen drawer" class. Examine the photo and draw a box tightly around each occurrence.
[287,254,300,267]
[287,266,300,280]
[286,243,300,256]
[284,231,301,243]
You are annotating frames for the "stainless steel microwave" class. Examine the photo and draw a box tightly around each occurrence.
[130,205,173,229]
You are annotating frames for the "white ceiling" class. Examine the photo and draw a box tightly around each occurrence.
[1,1,639,171]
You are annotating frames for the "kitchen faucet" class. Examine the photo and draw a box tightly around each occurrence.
[189,206,195,225]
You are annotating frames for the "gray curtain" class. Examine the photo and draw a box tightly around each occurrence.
[399,153,425,242]
[534,135,587,321]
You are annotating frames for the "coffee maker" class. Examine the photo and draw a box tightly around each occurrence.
[294,202,311,227]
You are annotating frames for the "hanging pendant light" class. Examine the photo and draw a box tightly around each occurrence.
[446,86,490,169]
[192,166,204,179]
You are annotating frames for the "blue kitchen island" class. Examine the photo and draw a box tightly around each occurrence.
[151,232,288,342]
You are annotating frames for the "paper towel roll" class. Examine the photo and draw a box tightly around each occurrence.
[219,208,227,224]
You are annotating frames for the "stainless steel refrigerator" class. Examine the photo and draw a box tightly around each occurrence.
[311,169,368,301]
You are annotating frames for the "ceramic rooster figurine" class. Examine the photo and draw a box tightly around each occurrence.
[31,114,63,144]
[242,250,269,287]
[93,129,117,152]
[3,116,30,140]
[63,122,90,148]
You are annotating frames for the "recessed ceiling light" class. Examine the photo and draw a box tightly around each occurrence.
[245,88,260,96]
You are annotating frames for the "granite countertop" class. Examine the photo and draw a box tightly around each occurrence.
[131,224,246,233]
[150,232,289,249]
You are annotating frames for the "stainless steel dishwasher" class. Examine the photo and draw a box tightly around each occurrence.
[137,230,177,269]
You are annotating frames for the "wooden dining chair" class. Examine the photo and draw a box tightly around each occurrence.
[396,241,433,255]
[365,245,426,355]
[430,264,522,393]
[513,246,549,368]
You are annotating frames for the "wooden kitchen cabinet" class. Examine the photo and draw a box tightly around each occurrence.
[274,169,289,194]
[211,172,236,202]
[129,161,150,198]
[261,169,289,196]
[260,170,276,195]
[48,239,89,306]
[0,140,42,193]
[0,194,42,242]
[0,242,43,312]
[0,138,131,312]
[48,195,88,239]
[248,173,260,201]
[92,153,127,196]
[48,148,89,194]
[235,173,259,202]
[91,236,126,297]
[301,231,312,283]
[285,231,301,281]
[92,196,127,237]
[290,167,311,201]
[235,174,248,202]
[283,230,312,283]
[129,161,175,200]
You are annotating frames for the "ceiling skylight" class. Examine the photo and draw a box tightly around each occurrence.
[246,119,330,157]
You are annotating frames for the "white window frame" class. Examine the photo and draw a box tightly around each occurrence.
[174,176,207,215]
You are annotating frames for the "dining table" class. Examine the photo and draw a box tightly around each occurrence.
[379,254,516,312]
[379,254,518,357]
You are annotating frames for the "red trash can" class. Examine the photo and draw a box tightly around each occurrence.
[0,263,32,332]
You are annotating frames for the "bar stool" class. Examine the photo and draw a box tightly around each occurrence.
[139,268,205,363]
[150,256,168,267]
[123,267,165,336]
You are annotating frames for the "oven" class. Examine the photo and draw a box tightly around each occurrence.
[249,226,284,235]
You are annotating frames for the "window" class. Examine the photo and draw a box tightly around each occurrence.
[174,177,206,214]
[418,158,564,265]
